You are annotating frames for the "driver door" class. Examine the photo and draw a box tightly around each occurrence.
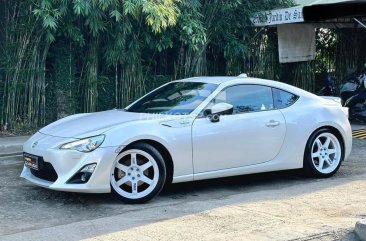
[192,84,286,174]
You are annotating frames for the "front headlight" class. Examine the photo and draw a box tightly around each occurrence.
[60,135,105,152]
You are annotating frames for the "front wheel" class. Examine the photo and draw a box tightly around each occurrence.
[110,143,166,203]
[304,129,344,178]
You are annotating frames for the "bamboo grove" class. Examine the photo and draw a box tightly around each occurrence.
[1,0,366,132]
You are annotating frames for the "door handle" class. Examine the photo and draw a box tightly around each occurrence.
[266,120,280,127]
[179,120,191,125]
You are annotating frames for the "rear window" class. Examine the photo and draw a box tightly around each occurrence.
[272,88,299,109]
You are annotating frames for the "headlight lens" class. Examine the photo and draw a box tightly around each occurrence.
[60,135,105,152]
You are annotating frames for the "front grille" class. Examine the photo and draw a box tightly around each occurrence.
[29,156,58,182]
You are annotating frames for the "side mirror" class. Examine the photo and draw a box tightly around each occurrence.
[206,103,233,122]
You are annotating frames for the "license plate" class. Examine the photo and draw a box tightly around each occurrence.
[24,153,39,171]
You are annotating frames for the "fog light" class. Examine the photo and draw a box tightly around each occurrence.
[67,163,97,184]
[80,163,97,173]
[81,173,87,182]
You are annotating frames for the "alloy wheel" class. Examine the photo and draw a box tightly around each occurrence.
[310,132,341,174]
[111,149,160,200]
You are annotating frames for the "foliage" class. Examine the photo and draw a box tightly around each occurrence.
[0,0,293,131]
[0,0,49,129]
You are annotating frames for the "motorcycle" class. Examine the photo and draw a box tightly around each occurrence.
[340,73,366,123]
[317,73,336,96]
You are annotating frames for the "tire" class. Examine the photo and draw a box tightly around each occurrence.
[110,143,166,203]
[304,128,344,178]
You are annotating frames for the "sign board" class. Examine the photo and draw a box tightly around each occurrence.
[251,6,304,26]
[277,24,315,63]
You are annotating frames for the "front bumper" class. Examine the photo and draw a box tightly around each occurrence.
[20,132,119,193]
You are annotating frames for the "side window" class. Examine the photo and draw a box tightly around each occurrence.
[212,85,274,114]
[272,88,299,109]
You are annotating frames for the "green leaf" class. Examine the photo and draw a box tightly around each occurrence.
[46,31,55,42]
[110,9,122,22]
[43,14,57,30]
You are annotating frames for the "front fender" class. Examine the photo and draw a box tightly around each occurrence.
[102,120,194,181]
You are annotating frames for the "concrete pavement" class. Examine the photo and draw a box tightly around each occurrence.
[0,136,29,157]
[0,125,365,241]
[2,158,366,241]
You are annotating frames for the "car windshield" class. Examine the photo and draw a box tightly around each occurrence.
[127,82,218,114]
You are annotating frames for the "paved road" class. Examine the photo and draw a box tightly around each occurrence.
[0,140,365,241]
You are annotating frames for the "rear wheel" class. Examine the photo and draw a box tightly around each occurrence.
[304,128,344,177]
[110,143,166,203]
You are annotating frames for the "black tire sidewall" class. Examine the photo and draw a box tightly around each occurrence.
[111,143,166,204]
[304,128,344,178]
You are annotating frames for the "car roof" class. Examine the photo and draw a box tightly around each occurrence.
[175,76,318,100]
[177,76,296,90]
[178,76,290,87]
[179,76,238,84]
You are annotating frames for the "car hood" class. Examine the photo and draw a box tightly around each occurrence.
[39,110,164,138]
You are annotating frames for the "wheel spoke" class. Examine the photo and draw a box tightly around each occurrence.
[312,151,320,159]
[115,163,129,172]
[140,175,153,185]
[318,158,325,170]
[325,158,332,166]
[132,181,138,194]
[328,148,337,155]
[140,161,152,171]
[324,137,331,148]
[116,176,129,186]
[316,139,322,149]
[131,153,137,165]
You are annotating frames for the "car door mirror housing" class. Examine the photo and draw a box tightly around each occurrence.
[206,103,233,122]
[211,103,233,115]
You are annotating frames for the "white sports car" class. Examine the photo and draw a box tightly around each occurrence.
[21,76,352,203]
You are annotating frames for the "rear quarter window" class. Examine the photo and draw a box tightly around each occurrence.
[272,88,299,109]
